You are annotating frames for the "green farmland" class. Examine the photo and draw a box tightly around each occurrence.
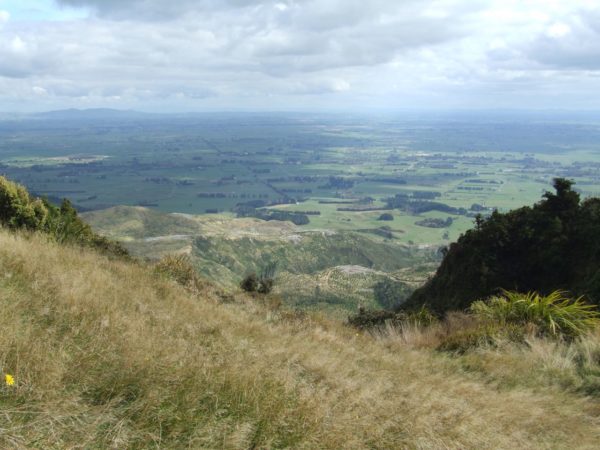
[2,111,600,248]
[2,110,600,313]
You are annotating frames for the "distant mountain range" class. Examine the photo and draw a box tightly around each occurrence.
[0,108,313,122]
[0,108,159,121]
[3,108,600,123]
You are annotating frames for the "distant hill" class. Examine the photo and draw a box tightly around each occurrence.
[405,178,600,313]
[83,206,437,313]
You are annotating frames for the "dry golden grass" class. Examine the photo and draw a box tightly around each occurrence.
[0,230,599,449]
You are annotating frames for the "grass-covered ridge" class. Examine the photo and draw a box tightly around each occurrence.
[1,230,600,448]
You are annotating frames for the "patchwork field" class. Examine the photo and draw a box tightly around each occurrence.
[1,112,599,246]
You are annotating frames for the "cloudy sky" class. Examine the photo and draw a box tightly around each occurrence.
[0,0,599,112]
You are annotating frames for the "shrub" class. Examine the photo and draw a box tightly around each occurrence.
[0,176,128,257]
[470,290,599,338]
[240,273,260,293]
[258,277,275,294]
[348,308,402,330]
[241,262,277,294]
[348,305,437,331]
[0,176,49,230]
[258,262,277,294]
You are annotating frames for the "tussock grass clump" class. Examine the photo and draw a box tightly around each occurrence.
[154,253,206,292]
[470,290,599,338]
[437,323,526,353]
[441,331,600,397]
[374,312,600,397]
[373,291,598,354]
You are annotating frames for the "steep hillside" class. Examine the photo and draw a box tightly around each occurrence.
[407,179,600,313]
[83,206,438,312]
[1,230,599,448]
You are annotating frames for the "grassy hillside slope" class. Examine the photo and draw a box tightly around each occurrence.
[0,230,599,448]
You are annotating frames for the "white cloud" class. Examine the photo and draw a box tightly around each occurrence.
[546,23,571,38]
[0,10,10,24]
[10,36,26,53]
[32,85,48,95]
[332,79,350,92]
[0,0,598,111]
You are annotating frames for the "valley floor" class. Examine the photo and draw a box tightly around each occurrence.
[0,230,598,448]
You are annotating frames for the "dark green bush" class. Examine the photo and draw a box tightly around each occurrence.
[258,277,275,294]
[347,308,403,330]
[348,305,437,330]
[240,273,260,293]
[241,262,277,294]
